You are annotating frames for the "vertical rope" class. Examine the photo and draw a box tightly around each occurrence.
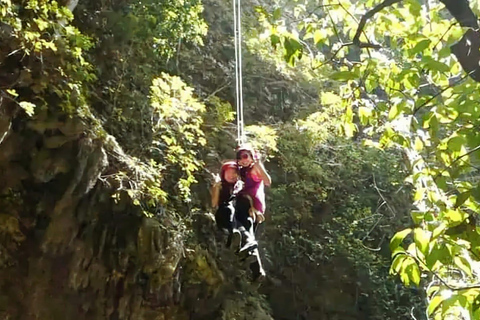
[237,0,245,145]
[233,0,245,146]
[233,0,240,144]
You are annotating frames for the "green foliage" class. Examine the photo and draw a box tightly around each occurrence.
[244,125,278,160]
[105,73,208,213]
[150,73,206,202]
[258,0,480,317]
[129,0,207,59]
[259,103,419,317]
[1,0,210,212]
[1,0,95,115]
[7,0,475,318]
[75,0,208,154]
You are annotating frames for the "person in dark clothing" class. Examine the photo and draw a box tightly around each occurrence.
[211,161,243,249]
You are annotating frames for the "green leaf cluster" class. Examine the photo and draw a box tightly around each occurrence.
[257,0,480,317]
[150,73,207,202]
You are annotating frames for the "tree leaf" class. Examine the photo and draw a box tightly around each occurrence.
[399,257,415,286]
[330,70,357,81]
[442,295,469,317]
[390,228,412,252]
[444,209,468,226]
[426,244,447,271]
[447,135,466,153]
[427,295,444,316]
[283,37,302,66]
[358,106,371,125]
[411,39,431,55]
[454,256,472,277]
[313,30,323,44]
[414,227,430,255]
[407,0,422,16]
[272,8,282,20]
[413,188,425,201]
[388,104,401,120]
[321,92,342,105]
[406,262,421,286]
[455,191,471,208]
[422,56,450,73]
[6,89,18,97]
[390,253,406,274]
[414,137,423,151]
[270,34,280,48]
[431,223,447,240]
[411,211,424,224]
[343,122,356,137]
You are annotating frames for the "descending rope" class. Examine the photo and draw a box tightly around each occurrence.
[233,0,245,145]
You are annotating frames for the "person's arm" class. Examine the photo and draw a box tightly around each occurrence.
[211,182,221,207]
[253,161,271,186]
[210,173,222,207]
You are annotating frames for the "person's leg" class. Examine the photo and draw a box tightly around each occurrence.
[249,249,266,282]
[234,196,253,231]
[234,196,258,254]
[215,201,241,249]
[234,196,266,280]
[215,202,232,231]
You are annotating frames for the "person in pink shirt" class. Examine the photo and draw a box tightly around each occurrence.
[236,144,271,224]
[235,144,271,282]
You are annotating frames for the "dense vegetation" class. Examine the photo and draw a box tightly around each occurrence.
[1,0,479,319]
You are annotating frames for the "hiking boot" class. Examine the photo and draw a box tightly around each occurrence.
[250,260,266,283]
[253,268,266,283]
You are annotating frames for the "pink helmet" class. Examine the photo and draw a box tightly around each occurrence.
[220,161,238,181]
[235,144,258,161]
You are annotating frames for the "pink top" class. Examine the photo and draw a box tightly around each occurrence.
[240,168,265,213]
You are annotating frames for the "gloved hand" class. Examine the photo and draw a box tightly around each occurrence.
[212,173,221,184]
[233,180,244,194]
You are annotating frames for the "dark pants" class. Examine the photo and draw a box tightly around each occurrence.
[236,195,265,280]
[215,195,264,280]
[215,200,235,232]
[215,195,253,234]
[233,195,254,235]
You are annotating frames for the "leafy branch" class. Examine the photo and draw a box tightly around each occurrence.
[395,251,480,291]
[412,73,470,115]
[322,0,403,63]
[434,144,480,181]
[352,0,403,49]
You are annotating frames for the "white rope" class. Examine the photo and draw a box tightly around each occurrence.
[233,0,239,143]
[237,0,245,144]
[233,0,245,145]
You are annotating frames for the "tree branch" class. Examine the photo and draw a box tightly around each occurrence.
[412,73,469,115]
[395,251,480,292]
[438,0,478,29]
[434,144,480,182]
[352,0,403,49]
